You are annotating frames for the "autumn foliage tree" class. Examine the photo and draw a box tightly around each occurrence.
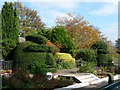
[13,1,45,37]
[56,12,99,49]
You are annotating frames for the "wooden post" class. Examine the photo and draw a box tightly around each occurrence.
[107,74,114,84]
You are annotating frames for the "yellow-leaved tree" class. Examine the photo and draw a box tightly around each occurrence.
[56,12,99,49]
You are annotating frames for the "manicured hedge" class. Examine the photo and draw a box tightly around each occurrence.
[26,45,54,53]
[25,34,47,45]
[97,49,109,54]
[91,40,108,50]
[13,41,55,70]
[46,52,56,67]
[55,53,75,69]
[75,48,97,64]
[97,54,113,66]
[91,40,113,67]
[97,54,108,65]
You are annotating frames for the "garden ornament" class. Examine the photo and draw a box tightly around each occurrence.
[46,72,52,80]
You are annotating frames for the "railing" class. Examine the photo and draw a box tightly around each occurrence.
[0,60,13,70]
[75,59,81,68]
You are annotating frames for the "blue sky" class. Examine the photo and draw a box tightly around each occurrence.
[0,0,119,45]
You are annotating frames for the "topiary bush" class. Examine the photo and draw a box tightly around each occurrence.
[97,54,109,66]
[13,41,55,71]
[55,53,75,65]
[97,49,109,54]
[91,40,113,67]
[75,48,97,64]
[13,41,45,70]
[46,52,56,67]
[26,45,54,53]
[25,34,47,45]
[30,62,48,76]
[55,53,75,69]
[91,40,108,50]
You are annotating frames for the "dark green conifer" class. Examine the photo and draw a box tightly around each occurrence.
[2,2,19,59]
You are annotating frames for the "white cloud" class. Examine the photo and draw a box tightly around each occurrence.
[38,10,67,28]
[90,2,118,16]
[22,0,119,2]
[30,2,80,10]
[1,0,119,2]
[101,22,118,44]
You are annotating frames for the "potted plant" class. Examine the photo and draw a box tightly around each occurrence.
[1,70,6,74]
[8,70,12,74]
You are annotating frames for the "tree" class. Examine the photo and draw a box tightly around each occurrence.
[51,26,76,54]
[13,1,45,37]
[38,26,76,54]
[2,2,19,59]
[56,12,99,49]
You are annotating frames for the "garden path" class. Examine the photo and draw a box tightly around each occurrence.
[53,68,79,75]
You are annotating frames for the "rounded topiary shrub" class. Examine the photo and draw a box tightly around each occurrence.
[91,40,108,50]
[55,53,75,69]
[97,49,109,54]
[97,54,113,67]
[25,34,47,45]
[13,41,55,70]
[97,54,109,66]
[91,40,113,67]
[75,48,97,64]
[26,45,55,53]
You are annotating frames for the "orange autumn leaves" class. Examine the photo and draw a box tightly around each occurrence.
[46,40,62,54]
[56,12,99,49]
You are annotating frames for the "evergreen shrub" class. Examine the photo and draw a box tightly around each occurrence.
[13,41,55,70]
[26,45,54,53]
[25,34,47,45]
[97,54,109,66]
[97,49,109,54]
[91,40,113,67]
[55,53,75,69]
[75,48,97,64]
[2,2,19,59]
[91,40,108,50]
[38,26,76,54]
[55,53,75,65]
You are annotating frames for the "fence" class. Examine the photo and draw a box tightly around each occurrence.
[0,60,13,70]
